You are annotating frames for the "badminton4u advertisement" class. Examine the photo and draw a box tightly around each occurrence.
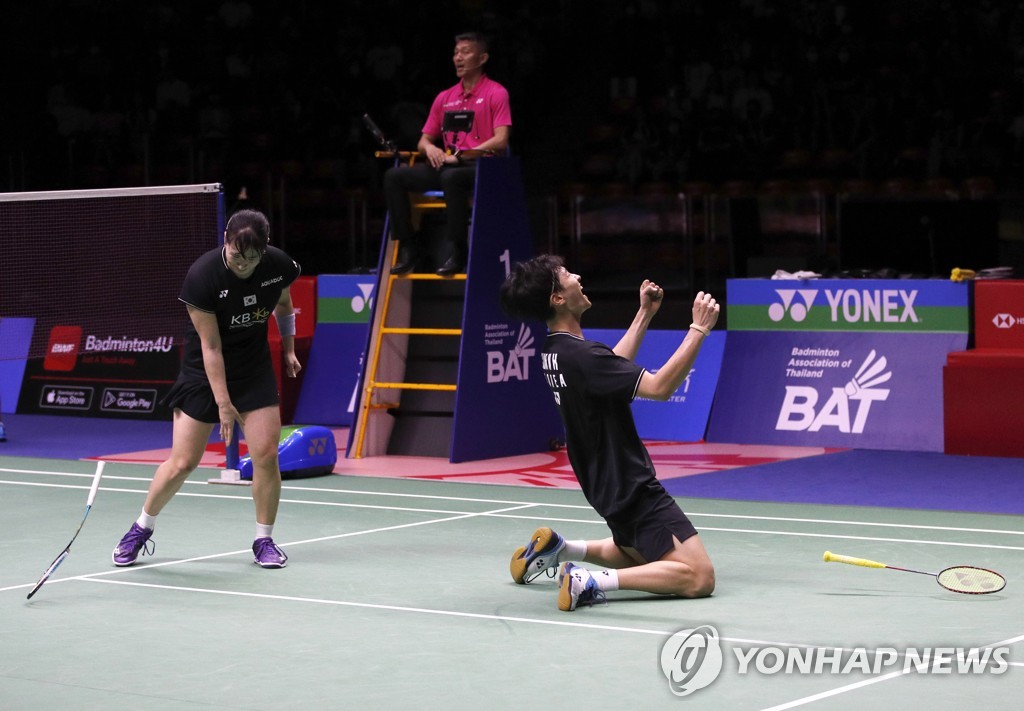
[1,183,222,421]
[707,279,969,451]
[18,324,181,420]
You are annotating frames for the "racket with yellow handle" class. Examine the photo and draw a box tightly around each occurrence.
[823,551,1005,595]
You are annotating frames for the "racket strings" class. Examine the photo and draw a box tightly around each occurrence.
[936,566,1006,594]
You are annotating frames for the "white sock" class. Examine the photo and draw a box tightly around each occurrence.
[593,568,619,592]
[562,539,587,562]
[136,510,157,531]
[256,523,274,540]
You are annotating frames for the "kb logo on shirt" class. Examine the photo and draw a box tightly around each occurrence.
[231,307,271,328]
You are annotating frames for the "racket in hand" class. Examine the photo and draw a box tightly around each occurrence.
[823,550,1005,595]
[26,461,106,600]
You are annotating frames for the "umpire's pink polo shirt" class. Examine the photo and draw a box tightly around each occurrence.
[422,74,512,152]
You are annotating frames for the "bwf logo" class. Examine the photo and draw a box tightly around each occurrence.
[44,325,82,372]
[486,324,536,383]
[776,350,891,434]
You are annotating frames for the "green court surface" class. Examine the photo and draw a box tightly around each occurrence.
[2,456,1022,710]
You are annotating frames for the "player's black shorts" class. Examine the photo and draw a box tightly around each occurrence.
[162,367,279,424]
[605,493,698,563]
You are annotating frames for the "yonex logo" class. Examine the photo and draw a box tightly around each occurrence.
[350,284,375,314]
[768,289,920,325]
[306,437,329,456]
[660,626,724,696]
[220,290,229,299]
[993,313,1016,329]
[769,289,818,322]
[486,324,536,383]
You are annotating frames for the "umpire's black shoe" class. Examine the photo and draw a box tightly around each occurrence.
[390,250,424,275]
[435,253,466,276]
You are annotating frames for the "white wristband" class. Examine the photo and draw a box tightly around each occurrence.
[689,323,710,337]
[275,311,296,337]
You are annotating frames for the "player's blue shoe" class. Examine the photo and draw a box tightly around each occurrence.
[112,523,154,566]
[253,537,288,569]
[510,527,566,584]
[557,562,606,612]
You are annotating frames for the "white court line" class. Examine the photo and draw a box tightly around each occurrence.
[7,506,1022,597]
[9,486,1021,697]
[693,526,1024,552]
[5,479,1024,551]
[75,576,893,654]
[760,632,1024,711]
[759,670,909,711]
[81,577,702,636]
[6,468,1020,705]
[3,475,1024,538]
[3,503,538,595]
[68,578,1024,677]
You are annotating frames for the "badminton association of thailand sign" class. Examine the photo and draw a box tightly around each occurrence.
[659,625,1010,697]
[706,279,969,452]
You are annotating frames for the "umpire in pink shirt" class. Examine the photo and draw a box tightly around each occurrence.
[385,32,512,276]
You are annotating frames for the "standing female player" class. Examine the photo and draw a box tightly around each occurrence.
[112,209,301,568]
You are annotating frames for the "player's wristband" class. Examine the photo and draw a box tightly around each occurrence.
[689,323,710,337]
[275,311,296,337]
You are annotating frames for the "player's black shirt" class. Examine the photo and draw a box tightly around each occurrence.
[543,331,666,519]
[178,245,300,381]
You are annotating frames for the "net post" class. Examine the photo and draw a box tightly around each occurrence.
[209,424,249,485]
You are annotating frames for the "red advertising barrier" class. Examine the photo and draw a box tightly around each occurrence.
[268,276,317,424]
[974,279,1024,349]
[944,280,1024,457]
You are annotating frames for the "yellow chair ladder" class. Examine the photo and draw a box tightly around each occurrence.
[352,263,466,458]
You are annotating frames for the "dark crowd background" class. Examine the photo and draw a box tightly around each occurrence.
[4,0,1024,278]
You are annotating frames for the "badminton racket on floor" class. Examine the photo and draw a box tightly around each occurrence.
[26,461,105,600]
[823,550,1005,595]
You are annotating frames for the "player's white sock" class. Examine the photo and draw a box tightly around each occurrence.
[593,569,619,591]
[136,510,157,531]
[562,539,587,561]
[256,522,274,539]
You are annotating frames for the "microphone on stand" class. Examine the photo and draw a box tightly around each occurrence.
[362,113,397,152]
